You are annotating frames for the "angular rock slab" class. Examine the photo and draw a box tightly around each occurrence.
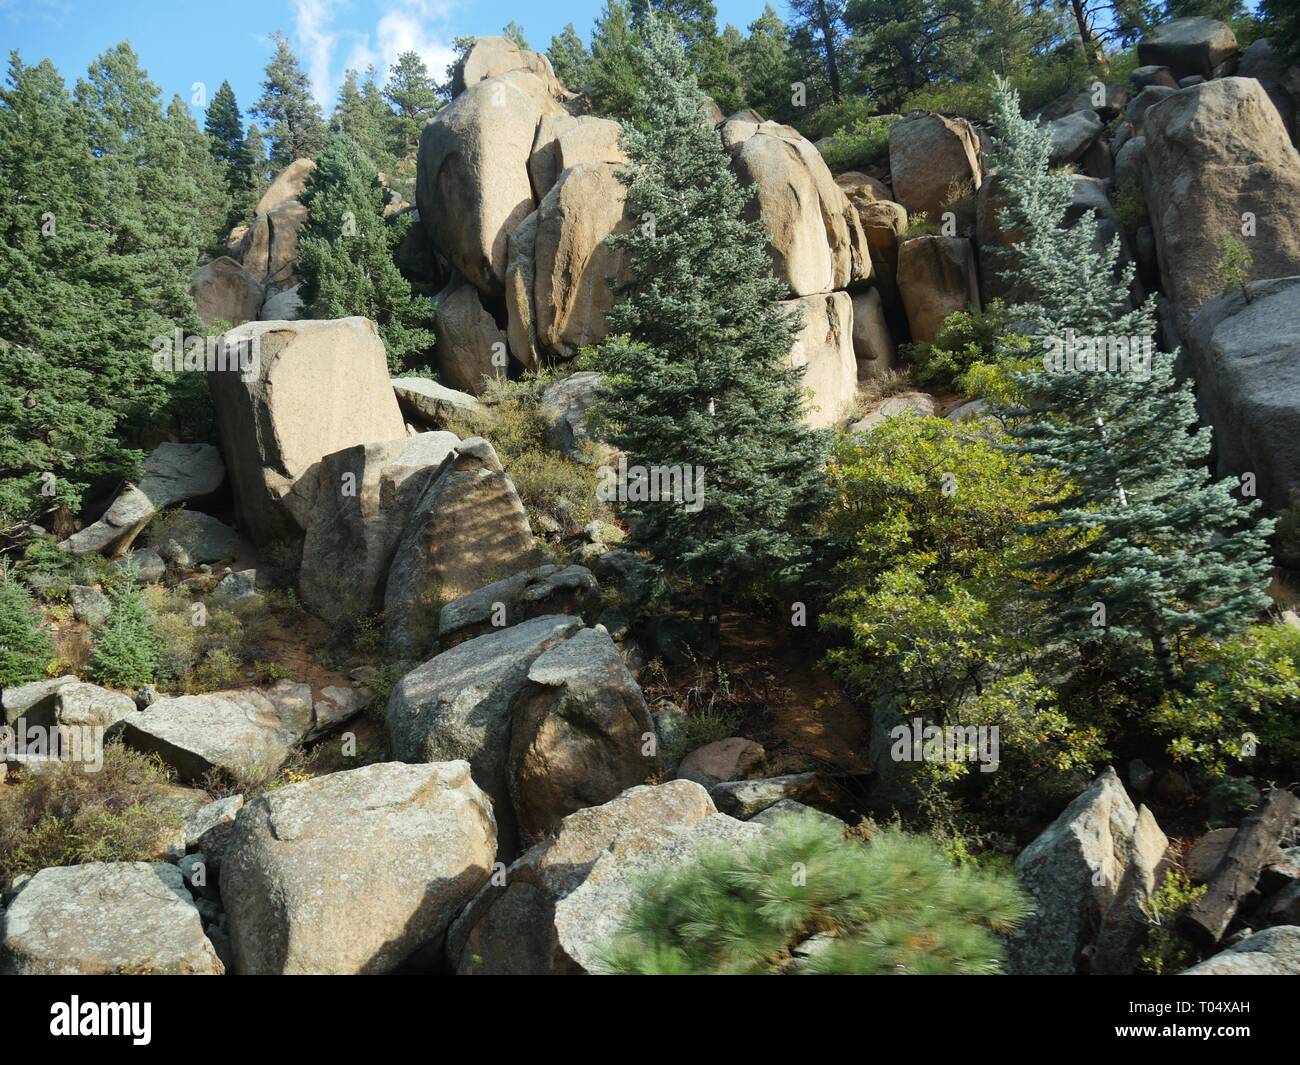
[119,682,313,783]
[782,290,857,429]
[60,442,225,557]
[437,563,598,647]
[0,862,222,975]
[222,761,496,974]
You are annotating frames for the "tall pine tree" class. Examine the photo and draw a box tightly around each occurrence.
[252,30,327,169]
[987,80,1273,689]
[382,51,438,160]
[204,80,254,221]
[589,18,830,625]
[297,133,435,374]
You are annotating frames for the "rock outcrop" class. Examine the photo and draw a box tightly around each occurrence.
[889,112,983,224]
[190,256,265,327]
[1138,17,1238,82]
[222,761,496,974]
[207,317,406,544]
[897,235,981,342]
[782,290,857,428]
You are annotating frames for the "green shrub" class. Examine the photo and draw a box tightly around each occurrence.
[0,743,179,886]
[598,816,1030,974]
[0,572,55,687]
[1138,870,1207,975]
[904,212,940,238]
[1149,624,1300,776]
[902,302,1030,391]
[87,583,166,689]
[817,113,899,173]
[1112,179,1149,234]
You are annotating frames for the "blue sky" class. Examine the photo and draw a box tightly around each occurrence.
[2,0,781,119]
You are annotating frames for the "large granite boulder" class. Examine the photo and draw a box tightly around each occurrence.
[433,276,508,395]
[385,614,582,857]
[1046,108,1104,167]
[417,70,567,294]
[1007,767,1169,975]
[60,442,225,557]
[298,432,460,623]
[897,235,981,342]
[851,287,896,377]
[446,780,762,974]
[119,683,313,783]
[222,761,496,974]
[1182,925,1300,975]
[781,290,857,429]
[238,200,308,291]
[255,158,315,215]
[392,377,488,428]
[189,256,264,327]
[1138,17,1238,82]
[723,115,870,296]
[384,437,543,657]
[0,862,222,975]
[1185,277,1300,512]
[1142,78,1300,336]
[529,113,626,200]
[450,35,567,100]
[509,627,655,843]
[889,112,983,224]
[207,317,406,544]
[540,370,604,456]
[152,509,240,566]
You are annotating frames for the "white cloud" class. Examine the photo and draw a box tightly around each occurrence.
[292,0,457,108]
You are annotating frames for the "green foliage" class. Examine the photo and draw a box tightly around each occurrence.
[588,19,830,613]
[382,51,439,160]
[1216,236,1254,302]
[332,67,397,173]
[0,743,179,886]
[1112,179,1149,234]
[599,816,1030,974]
[549,23,594,89]
[817,112,898,172]
[204,80,256,224]
[902,302,1029,390]
[252,30,327,168]
[87,583,166,689]
[1137,869,1206,975]
[297,133,436,373]
[0,572,54,686]
[441,371,608,537]
[1149,624,1300,776]
[1261,0,1300,61]
[987,80,1274,689]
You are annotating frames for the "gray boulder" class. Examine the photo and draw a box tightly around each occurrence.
[222,761,496,974]
[1182,925,1300,975]
[385,614,582,856]
[60,443,225,557]
[1138,16,1238,81]
[154,509,240,566]
[2,675,78,727]
[119,682,313,783]
[437,564,599,647]
[709,773,823,819]
[68,585,110,627]
[540,371,604,456]
[392,377,488,428]
[509,627,655,843]
[1047,108,1104,166]
[0,862,222,975]
[1007,767,1169,975]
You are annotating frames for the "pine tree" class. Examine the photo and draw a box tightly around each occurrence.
[600,816,1030,975]
[244,122,271,191]
[0,572,55,687]
[987,80,1274,689]
[501,20,530,50]
[742,5,799,121]
[382,51,438,159]
[589,18,830,626]
[297,133,435,374]
[204,80,254,219]
[252,30,327,169]
[88,582,165,689]
[548,23,593,91]
[333,66,395,170]
[588,1,646,120]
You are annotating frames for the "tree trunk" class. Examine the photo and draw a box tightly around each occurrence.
[815,0,843,103]
[1069,0,1111,71]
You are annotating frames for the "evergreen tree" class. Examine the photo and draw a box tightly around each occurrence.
[789,0,848,102]
[244,121,271,190]
[297,133,435,373]
[252,30,327,169]
[588,1,646,120]
[0,572,55,687]
[589,19,831,625]
[987,80,1274,689]
[88,582,165,689]
[333,66,395,170]
[382,51,438,159]
[742,5,799,121]
[600,817,1030,974]
[842,0,977,109]
[166,95,231,252]
[501,20,530,50]
[1261,0,1300,62]
[204,80,254,217]
[548,23,593,91]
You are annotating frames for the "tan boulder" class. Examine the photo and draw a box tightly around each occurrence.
[677,737,765,788]
[433,276,508,395]
[255,158,315,215]
[207,318,405,544]
[1138,16,1239,81]
[1142,77,1300,335]
[529,114,626,200]
[782,290,857,428]
[533,162,632,358]
[189,256,264,327]
[417,70,567,294]
[834,170,892,207]
[888,113,983,224]
[384,437,544,658]
[897,235,981,343]
[451,35,567,100]
[238,200,308,290]
[504,210,543,370]
[723,117,870,296]
[851,287,896,377]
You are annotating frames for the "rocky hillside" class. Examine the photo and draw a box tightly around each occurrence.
[2,14,1300,978]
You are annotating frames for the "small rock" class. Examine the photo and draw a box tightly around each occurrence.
[212,569,258,602]
[68,585,111,627]
[677,737,766,789]
[1185,827,1237,884]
